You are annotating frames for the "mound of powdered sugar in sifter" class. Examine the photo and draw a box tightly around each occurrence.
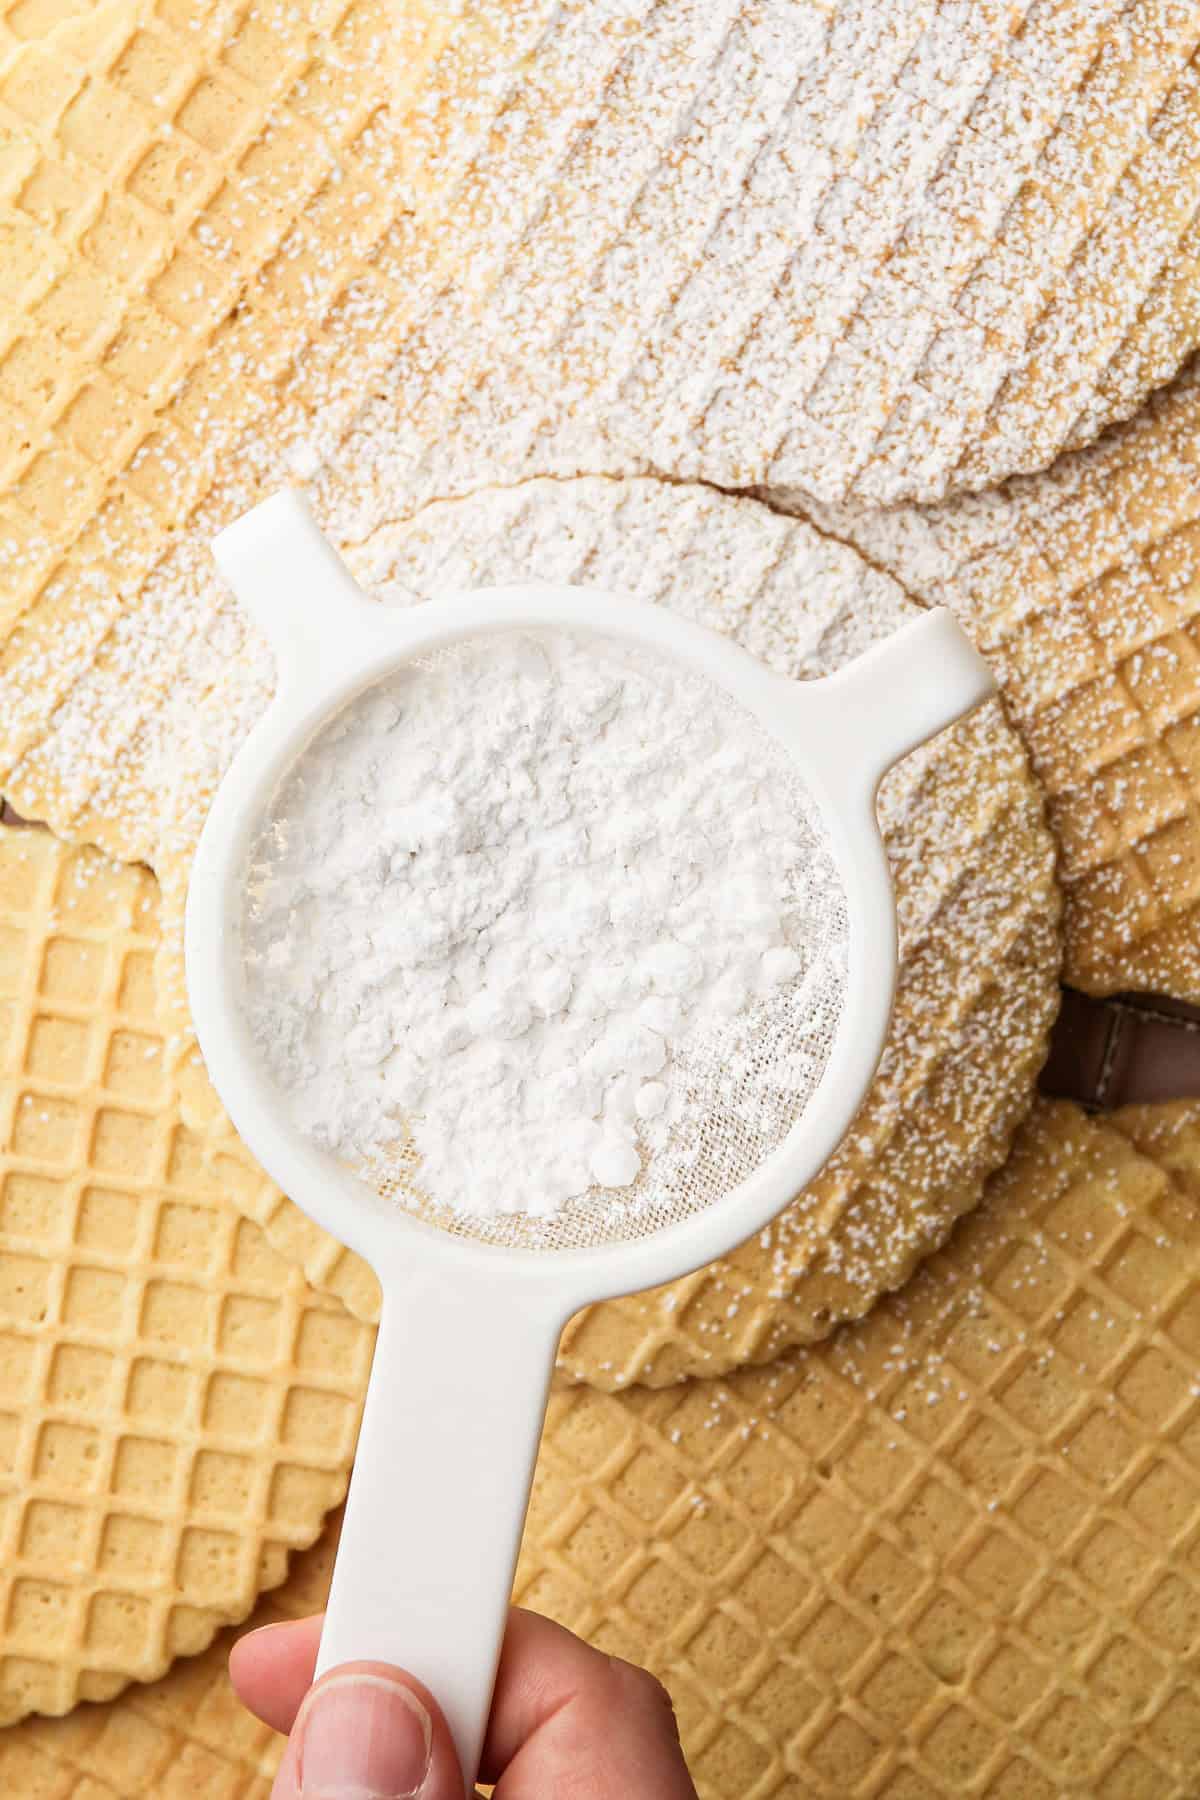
[240,629,849,1235]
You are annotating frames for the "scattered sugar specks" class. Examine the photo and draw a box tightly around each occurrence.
[793,359,1200,1001]
[393,0,1200,503]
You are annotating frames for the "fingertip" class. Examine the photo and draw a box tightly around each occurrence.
[228,1619,288,1689]
[231,1630,467,1800]
[230,1615,323,1735]
[286,1664,465,1800]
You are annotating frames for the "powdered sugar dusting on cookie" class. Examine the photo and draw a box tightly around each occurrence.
[391,0,1200,504]
[785,357,1200,1001]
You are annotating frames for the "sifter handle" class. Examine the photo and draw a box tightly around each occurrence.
[212,489,387,693]
[315,1270,561,1793]
[799,609,995,799]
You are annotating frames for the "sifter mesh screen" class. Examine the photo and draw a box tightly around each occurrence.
[240,628,850,1254]
[368,932,849,1252]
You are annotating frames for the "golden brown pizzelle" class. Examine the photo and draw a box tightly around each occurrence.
[788,360,1200,1006]
[0,4,1186,1794]
[0,0,442,862]
[0,1514,339,1798]
[154,476,1061,1389]
[518,1098,1200,1798]
[0,825,372,1723]
[5,1098,1200,1798]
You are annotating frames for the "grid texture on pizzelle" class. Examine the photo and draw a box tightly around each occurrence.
[0,825,371,1723]
[0,0,444,862]
[1,1103,1199,1795]
[392,0,1200,505]
[151,475,1061,1389]
[512,1100,1200,1798]
[0,1512,338,1798]
[799,361,1200,1006]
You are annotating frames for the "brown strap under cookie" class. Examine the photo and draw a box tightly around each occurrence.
[1040,988,1200,1109]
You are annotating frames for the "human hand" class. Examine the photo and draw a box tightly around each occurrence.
[230,1605,700,1799]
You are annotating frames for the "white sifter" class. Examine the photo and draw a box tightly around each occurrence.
[186,489,995,1790]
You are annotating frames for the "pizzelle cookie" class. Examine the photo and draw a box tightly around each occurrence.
[389,0,1200,506]
[514,1098,1200,1798]
[0,823,373,1723]
[0,0,613,893]
[156,476,1061,1388]
[792,360,1200,1006]
[0,0,444,863]
[7,1098,1200,1798]
[0,1514,340,1798]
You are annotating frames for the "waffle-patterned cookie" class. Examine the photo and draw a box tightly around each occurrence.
[0,1512,339,1798]
[512,1100,1200,1797]
[390,0,1200,505]
[156,477,1061,1388]
[794,360,1200,1005]
[7,1098,1200,1797]
[0,0,443,862]
[0,824,372,1723]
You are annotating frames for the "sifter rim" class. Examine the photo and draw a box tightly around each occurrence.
[187,590,895,1314]
[185,489,993,1318]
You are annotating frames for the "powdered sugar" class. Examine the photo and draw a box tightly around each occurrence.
[240,628,848,1230]
[394,0,1200,504]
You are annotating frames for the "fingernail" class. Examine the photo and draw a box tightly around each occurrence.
[297,1672,432,1798]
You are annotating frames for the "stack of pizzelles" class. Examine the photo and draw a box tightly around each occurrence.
[4,2,1200,1793]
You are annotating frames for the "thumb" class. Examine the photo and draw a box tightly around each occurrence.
[269,1661,467,1800]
